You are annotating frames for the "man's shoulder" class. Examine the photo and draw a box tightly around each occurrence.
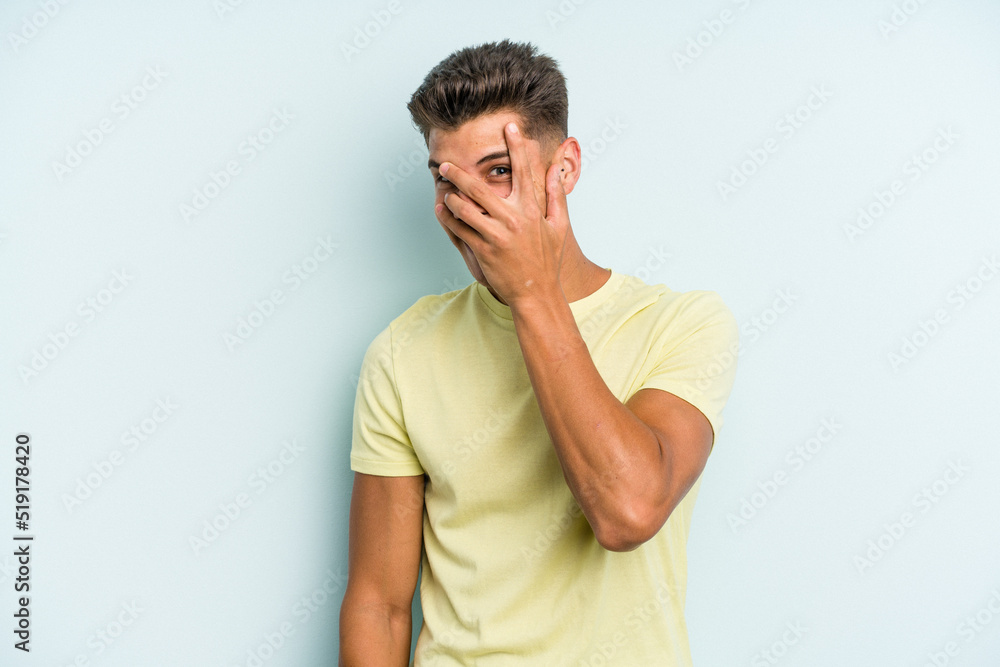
[613,272,734,324]
[387,281,480,338]
[357,283,478,377]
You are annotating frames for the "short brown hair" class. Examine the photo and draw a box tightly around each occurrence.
[407,40,568,148]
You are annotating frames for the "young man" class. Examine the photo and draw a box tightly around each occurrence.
[340,40,739,666]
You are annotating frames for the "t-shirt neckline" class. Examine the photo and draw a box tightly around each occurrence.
[475,268,624,321]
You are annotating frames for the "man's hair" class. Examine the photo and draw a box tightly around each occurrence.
[407,39,568,149]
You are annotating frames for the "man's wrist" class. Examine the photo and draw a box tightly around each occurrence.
[506,280,566,316]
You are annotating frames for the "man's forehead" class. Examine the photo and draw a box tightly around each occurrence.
[427,144,510,171]
[431,110,521,144]
[427,112,536,169]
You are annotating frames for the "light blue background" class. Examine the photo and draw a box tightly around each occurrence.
[1,1,999,665]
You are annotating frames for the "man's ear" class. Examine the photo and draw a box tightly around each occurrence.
[550,136,582,195]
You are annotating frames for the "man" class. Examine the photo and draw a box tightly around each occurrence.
[340,40,739,666]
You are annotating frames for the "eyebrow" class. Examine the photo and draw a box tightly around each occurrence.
[428,150,510,171]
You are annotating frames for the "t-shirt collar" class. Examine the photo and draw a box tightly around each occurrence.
[475,268,624,322]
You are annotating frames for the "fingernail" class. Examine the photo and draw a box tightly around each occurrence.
[508,122,518,134]
[440,163,449,175]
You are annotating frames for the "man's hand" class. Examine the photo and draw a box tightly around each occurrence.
[435,122,569,307]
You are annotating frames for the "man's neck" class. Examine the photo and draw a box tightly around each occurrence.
[559,251,611,303]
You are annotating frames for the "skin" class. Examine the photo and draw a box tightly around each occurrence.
[339,109,716,665]
[427,109,609,306]
[339,473,422,666]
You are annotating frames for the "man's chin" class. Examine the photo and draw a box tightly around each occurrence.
[467,267,499,299]
[460,249,488,287]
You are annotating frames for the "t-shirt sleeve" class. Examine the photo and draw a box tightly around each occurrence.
[350,325,425,476]
[632,290,740,445]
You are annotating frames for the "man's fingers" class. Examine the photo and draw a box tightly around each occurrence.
[505,122,536,202]
[438,196,491,250]
[439,162,503,218]
[443,192,491,234]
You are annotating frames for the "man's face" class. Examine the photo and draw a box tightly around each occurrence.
[427,110,554,292]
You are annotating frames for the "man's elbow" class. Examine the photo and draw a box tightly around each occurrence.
[339,589,414,664]
[592,499,670,552]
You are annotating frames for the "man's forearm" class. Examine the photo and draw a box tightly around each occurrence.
[509,287,670,551]
[340,602,411,666]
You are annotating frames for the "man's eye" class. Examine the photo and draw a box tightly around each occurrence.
[490,166,511,177]
[435,174,449,184]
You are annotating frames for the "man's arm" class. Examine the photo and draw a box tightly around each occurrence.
[509,294,715,553]
[339,472,424,666]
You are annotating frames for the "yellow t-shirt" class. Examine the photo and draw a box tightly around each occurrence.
[350,269,739,666]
